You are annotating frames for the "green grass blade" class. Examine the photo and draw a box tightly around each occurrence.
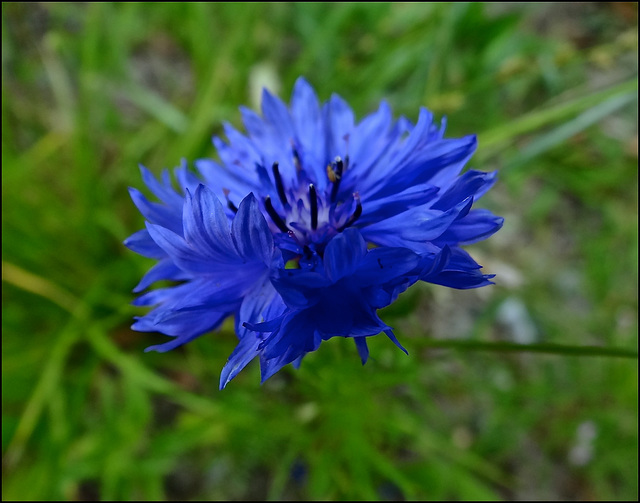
[478,77,638,159]
[507,90,638,170]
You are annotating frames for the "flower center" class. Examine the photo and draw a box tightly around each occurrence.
[259,156,362,247]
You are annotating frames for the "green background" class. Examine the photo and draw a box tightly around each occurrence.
[2,3,637,500]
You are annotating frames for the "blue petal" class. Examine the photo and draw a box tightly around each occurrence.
[131,286,176,307]
[124,229,166,259]
[231,193,274,264]
[348,101,394,175]
[260,311,321,361]
[432,170,497,211]
[436,209,504,245]
[136,300,230,338]
[423,246,495,289]
[132,277,246,313]
[427,270,495,289]
[132,258,189,293]
[183,185,236,258]
[240,105,269,143]
[128,187,183,235]
[139,165,184,207]
[369,133,477,198]
[173,159,203,194]
[243,314,285,334]
[324,94,354,160]
[291,77,326,188]
[219,333,263,389]
[351,101,392,155]
[418,245,451,277]
[361,197,473,248]
[235,277,286,340]
[271,269,331,308]
[354,337,369,365]
[156,279,249,313]
[292,355,304,369]
[146,222,240,274]
[304,283,390,338]
[362,285,395,309]
[261,87,295,145]
[382,108,435,176]
[259,353,295,384]
[217,122,263,172]
[352,114,413,194]
[384,329,408,355]
[357,184,439,225]
[323,228,367,282]
[340,310,390,337]
[195,157,259,202]
[352,247,420,287]
[142,309,228,352]
[258,314,323,383]
[240,105,296,184]
[416,136,478,190]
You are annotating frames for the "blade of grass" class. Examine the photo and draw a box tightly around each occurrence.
[2,263,218,466]
[4,325,82,467]
[116,81,189,133]
[477,77,638,160]
[2,262,80,313]
[3,265,91,467]
[85,325,220,417]
[394,411,511,489]
[506,90,637,170]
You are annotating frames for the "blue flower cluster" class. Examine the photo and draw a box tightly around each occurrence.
[125,78,503,388]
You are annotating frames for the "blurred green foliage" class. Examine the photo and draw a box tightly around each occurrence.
[2,2,637,500]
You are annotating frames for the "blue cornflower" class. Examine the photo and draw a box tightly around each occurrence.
[125,77,503,388]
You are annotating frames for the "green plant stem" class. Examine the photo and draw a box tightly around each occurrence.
[421,339,638,358]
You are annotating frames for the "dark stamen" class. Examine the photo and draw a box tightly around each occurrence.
[227,200,238,213]
[271,162,288,206]
[309,184,318,230]
[330,157,344,203]
[223,188,238,213]
[337,193,362,232]
[264,196,290,233]
[292,147,301,171]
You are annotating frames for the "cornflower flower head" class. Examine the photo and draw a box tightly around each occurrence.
[125,77,503,388]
